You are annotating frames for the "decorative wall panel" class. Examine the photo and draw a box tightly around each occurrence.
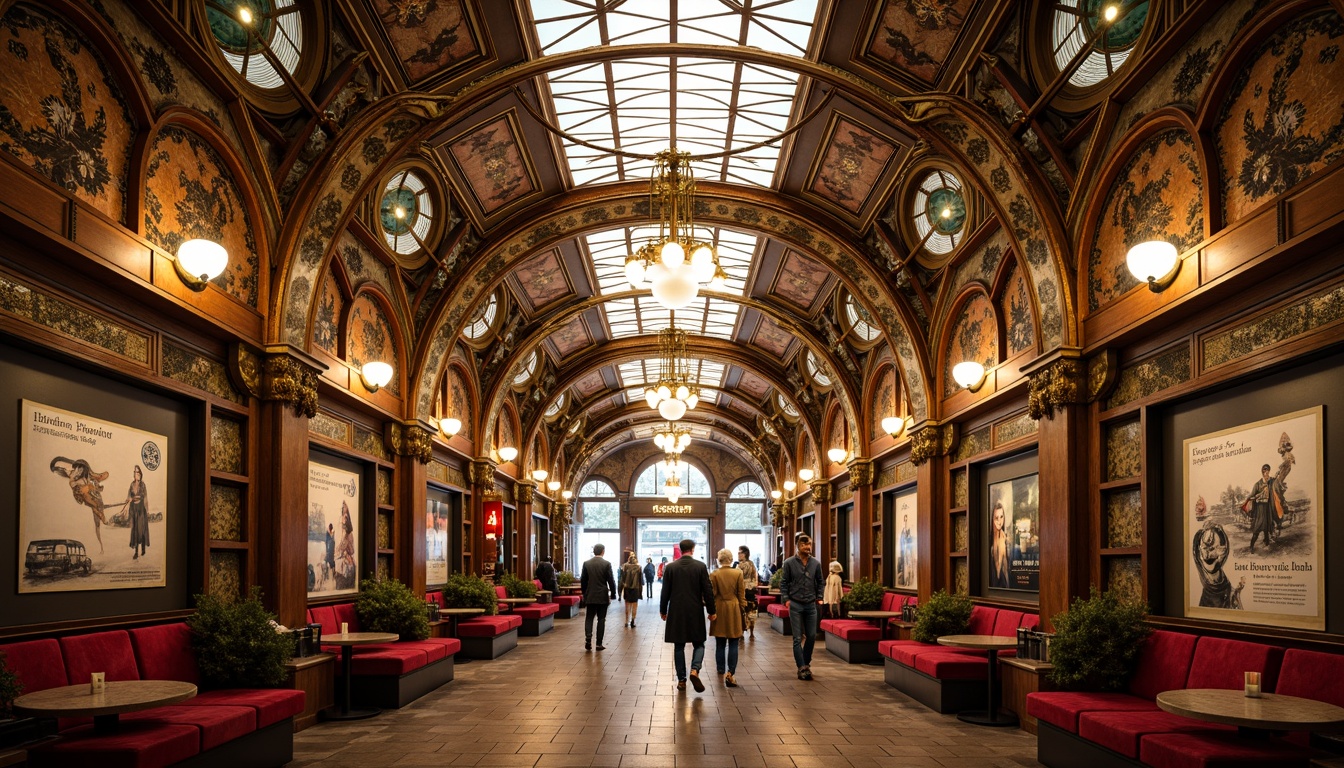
[313,269,345,355]
[209,550,243,600]
[209,415,243,474]
[0,272,150,363]
[162,342,244,403]
[377,468,392,505]
[309,411,352,446]
[993,412,1037,446]
[953,558,969,595]
[1105,489,1143,549]
[355,424,389,460]
[347,293,399,396]
[953,511,969,552]
[1107,344,1191,409]
[870,367,896,442]
[376,554,391,581]
[953,425,990,463]
[1105,556,1144,602]
[1202,279,1344,371]
[209,484,243,542]
[945,293,997,397]
[897,460,916,484]
[876,464,897,489]
[1106,420,1142,481]
[447,366,472,437]
[1001,262,1036,355]
[377,510,392,549]
[952,468,968,508]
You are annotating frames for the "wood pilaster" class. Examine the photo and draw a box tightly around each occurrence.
[389,422,433,595]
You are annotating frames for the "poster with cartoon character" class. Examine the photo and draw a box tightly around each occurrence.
[19,400,168,593]
[1183,407,1323,630]
[308,460,360,598]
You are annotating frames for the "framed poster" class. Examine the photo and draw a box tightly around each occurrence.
[426,498,449,586]
[988,473,1039,591]
[308,459,360,598]
[19,400,168,593]
[1183,406,1324,630]
[893,487,918,589]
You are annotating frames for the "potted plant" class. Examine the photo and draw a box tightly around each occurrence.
[556,570,575,587]
[501,572,537,599]
[841,578,885,613]
[441,573,499,615]
[1048,587,1151,691]
[355,578,430,641]
[187,587,293,689]
[769,569,784,590]
[912,589,973,643]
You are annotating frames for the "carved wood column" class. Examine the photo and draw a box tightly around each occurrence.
[848,459,874,581]
[235,345,323,629]
[810,481,831,564]
[515,480,535,579]
[388,422,432,595]
[910,422,955,600]
[470,458,495,579]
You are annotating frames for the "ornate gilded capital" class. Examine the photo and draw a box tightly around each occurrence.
[848,458,874,488]
[228,343,261,398]
[515,481,535,505]
[470,459,497,487]
[385,422,434,464]
[909,423,955,465]
[262,354,320,417]
[1028,356,1088,420]
[809,480,830,506]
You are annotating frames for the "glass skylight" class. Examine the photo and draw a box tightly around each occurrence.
[845,294,882,342]
[512,350,538,386]
[462,293,498,340]
[1052,0,1150,87]
[527,0,821,187]
[912,169,966,255]
[617,359,725,392]
[208,0,303,90]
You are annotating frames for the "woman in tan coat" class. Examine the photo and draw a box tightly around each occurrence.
[709,548,746,686]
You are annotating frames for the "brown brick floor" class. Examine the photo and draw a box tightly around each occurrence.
[293,597,1044,767]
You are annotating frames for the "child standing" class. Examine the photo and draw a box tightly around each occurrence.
[824,561,844,619]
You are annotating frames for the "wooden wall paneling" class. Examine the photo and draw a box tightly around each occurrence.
[1036,403,1091,631]
[916,457,941,601]
[398,454,426,594]
[257,400,311,629]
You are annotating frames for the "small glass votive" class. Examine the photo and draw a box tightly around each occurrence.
[1244,671,1262,698]
[340,622,349,636]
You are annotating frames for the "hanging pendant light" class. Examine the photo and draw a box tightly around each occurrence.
[624,149,724,310]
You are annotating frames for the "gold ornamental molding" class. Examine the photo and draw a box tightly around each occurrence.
[229,343,324,417]
[1026,351,1089,420]
[470,459,497,487]
[847,458,874,488]
[515,481,535,505]
[809,480,831,506]
[386,422,434,464]
[909,423,956,465]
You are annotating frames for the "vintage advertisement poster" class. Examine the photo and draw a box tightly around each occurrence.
[19,400,168,593]
[1184,407,1324,630]
[988,473,1039,591]
[893,487,918,589]
[426,498,449,585]
[308,460,360,598]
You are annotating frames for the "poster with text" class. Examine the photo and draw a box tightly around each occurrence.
[19,400,168,593]
[308,460,360,598]
[426,498,449,585]
[1184,407,1323,630]
[988,473,1039,591]
[893,488,918,589]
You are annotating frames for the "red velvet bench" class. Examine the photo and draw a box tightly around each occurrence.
[1028,631,1319,768]
[2,623,304,768]
[878,604,1037,713]
[820,592,917,664]
[552,593,581,619]
[454,615,521,660]
[307,603,458,709]
[767,602,792,635]
[513,581,561,636]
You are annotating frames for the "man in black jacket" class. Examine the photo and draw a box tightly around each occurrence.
[779,534,825,680]
[642,557,656,599]
[659,539,716,692]
[580,544,616,651]
[534,556,557,593]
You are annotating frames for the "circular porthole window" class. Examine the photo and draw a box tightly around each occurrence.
[462,293,499,342]
[379,170,436,255]
[844,294,881,344]
[512,350,538,388]
[912,169,967,256]
[206,0,303,90]
[1052,0,1150,88]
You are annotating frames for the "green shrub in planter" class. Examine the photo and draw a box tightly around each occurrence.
[0,650,21,718]
[769,569,784,589]
[912,589,972,644]
[188,587,292,689]
[841,578,885,612]
[442,573,499,615]
[556,570,575,587]
[501,571,538,598]
[1048,587,1151,691]
[356,578,431,641]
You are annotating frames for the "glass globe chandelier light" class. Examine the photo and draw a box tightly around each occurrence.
[651,422,692,455]
[664,474,683,503]
[643,325,700,421]
[624,149,727,309]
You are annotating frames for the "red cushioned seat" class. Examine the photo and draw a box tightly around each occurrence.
[184,689,305,728]
[456,616,517,637]
[514,603,560,619]
[830,624,880,642]
[1187,637,1284,691]
[991,610,1024,637]
[399,639,449,663]
[426,592,445,608]
[1079,710,1233,758]
[1276,648,1344,705]
[1128,630,1198,700]
[0,638,67,694]
[28,721,200,768]
[755,595,777,608]
[879,592,902,612]
[128,623,200,685]
[126,704,256,751]
[1019,614,1040,631]
[1026,691,1158,733]
[966,605,996,635]
[1139,731,1313,768]
[349,647,429,676]
[61,631,141,684]
[767,603,789,618]
[880,640,964,666]
[308,605,338,637]
[333,603,360,631]
[914,652,988,680]
[419,637,462,657]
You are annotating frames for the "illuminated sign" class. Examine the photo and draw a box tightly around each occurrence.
[650,504,694,515]
[483,500,503,539]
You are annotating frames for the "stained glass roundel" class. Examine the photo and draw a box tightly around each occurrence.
[379,171,434,255]
[1052,0,1151,88]
[206,0,302,89]
[912,170,966,255]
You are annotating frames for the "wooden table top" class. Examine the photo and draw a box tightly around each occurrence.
[438,607,486,616]
[937,634,1018,650]
[13,680,196,718]
[323,631,399,646]
[847,610,901,619]
[1157,689,1344,730]
[500,597,537,604]
[535,590,553,595]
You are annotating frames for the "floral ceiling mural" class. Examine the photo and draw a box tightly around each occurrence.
[1000,261,1035,356]
[865,0,975,85]
[447,364,472,438]
[547,315,590,359]
[348,292,400,395]
[806,116,898,217]
[446,112,536,216]
[512,248,570,310]
[752,316,796,358]
[944,292,997,397]
[771,250,832,312]
[313,267,345,355]
[870,366,897,442]
[370,0,479,84]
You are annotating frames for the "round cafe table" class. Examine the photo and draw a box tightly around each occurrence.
[438,607,485,664]
[13,680,197,735]
[1157,689,1344,738]
[500,597,537,609]
[936,634,1019,727]
[323,631,398,720]
[535,590,554,604]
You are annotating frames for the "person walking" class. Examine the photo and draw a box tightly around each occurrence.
[780,534,824,680]
[643,557,656,599]
[580,543,616,651]
[736,546,759,639]
[657,557,667,583]
[709,548,746,686]
[620,552,644,628]
[534,556,557,593]
[660,539,715,692]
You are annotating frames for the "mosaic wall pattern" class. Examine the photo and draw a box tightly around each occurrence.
[336,232,405,329]
[309,411,351,446]
[897,460,916,484]
[143,125,259,307]
[1202,278,1344,370]
[377,468,392,506]
[952,511,969,552]
[209,415,243,474]
[377,510,392,549]
[371,0,477,83]
[1216,11,1344,224]
[348,293,399,396]
[377,554,391,581]
[313,269,345,355]
[877,464,897,489]
[208,484,243,541]
[944,293,997,397]
[1107,344,1191,410]
[953,557,969,595]
[355,424,389,460]
[953,425,991,463]
[1105,556,1144,602]
[1106,420,1142,481]
[0,272,149,363]
[952,469,968,508]
[0,3,135,222]
[865,0,974,84]
[445,464,466,487]
[870,367,897,442]
[827,414,846,460]
[162,342,244,403]
[1105,489,1143,549]
[1001,262,1035,355]
[209,550,243,600]
[993,411,1037,446]
[427,461,448,483]
[1089,129,1204,313]
[497,406,516,456]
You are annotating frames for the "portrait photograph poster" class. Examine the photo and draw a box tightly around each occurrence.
[425,498,449,586]
[308,460,360,598]
[19,400,168,593]
[893,488,917,589]
[1183,406,1324,630]
[988,473,1039,592]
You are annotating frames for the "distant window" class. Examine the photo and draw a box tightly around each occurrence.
[729,482,765,499]
[379,170,435,255]
[512,351,538,387]
[778,394,799,418]
[544,393,566,418]
[463,294,498,340]
[912,169,967,255]
[579,479,615,497]
[845,295,881,342]
[633,463,711,497]
[581,500,619,529]
[805,350,832,388]
[1052,0,1150,88]
[725,502,763,531]
[207,0,303,90]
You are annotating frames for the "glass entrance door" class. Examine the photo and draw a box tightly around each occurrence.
[636,518,709,566]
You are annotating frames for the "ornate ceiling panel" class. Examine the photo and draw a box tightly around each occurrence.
[363,0,484,86]
[861,0,981,87]
[508,247,572,312]
[768,249,834,313]
[750,316,797,360]
[546,315,593,360]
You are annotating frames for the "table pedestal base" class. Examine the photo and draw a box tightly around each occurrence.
[323,707,382,721]
[957,710,1019,727]
[92,715,120,735]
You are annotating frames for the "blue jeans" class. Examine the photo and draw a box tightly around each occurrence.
[790,600,818,668]
[672,642,705,681]
[714,637,739,674]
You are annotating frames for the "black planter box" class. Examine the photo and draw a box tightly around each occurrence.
[0,716,58,749]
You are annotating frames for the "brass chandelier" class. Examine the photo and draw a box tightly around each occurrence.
[643,325,700,421]
[652,422,692,454]
[625,149,727,309]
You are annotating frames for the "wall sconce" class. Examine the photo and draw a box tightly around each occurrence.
[174,239,228,292]
[547,480,561,492]
[359,361,393,392]
[797,468,814,483]
[440,418,462,438]
[783,480,797,493]
[881,416,909,439]
[561,489,573,500]
[827,447,848,464]
[951,361,987,392]
[1126,240,1180,292]
[497,446,517,463]
[531,469,548,483]
[770,490,782,501]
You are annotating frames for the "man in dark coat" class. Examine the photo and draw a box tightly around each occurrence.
[580,543,617,651]
[534,556,558,593]
[643,557,656,599]
[660,539,716,692]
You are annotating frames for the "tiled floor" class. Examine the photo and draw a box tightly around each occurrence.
[294,595,1044,767]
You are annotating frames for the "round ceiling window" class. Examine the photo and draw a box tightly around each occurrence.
[912,169,967,255]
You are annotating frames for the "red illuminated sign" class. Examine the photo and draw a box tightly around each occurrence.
[483,500,503,540]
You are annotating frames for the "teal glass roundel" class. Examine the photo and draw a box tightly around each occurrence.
[1082,0,1149,50]
[207,0,275,55]
[379,187,418,236]
[926,187,967,235]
